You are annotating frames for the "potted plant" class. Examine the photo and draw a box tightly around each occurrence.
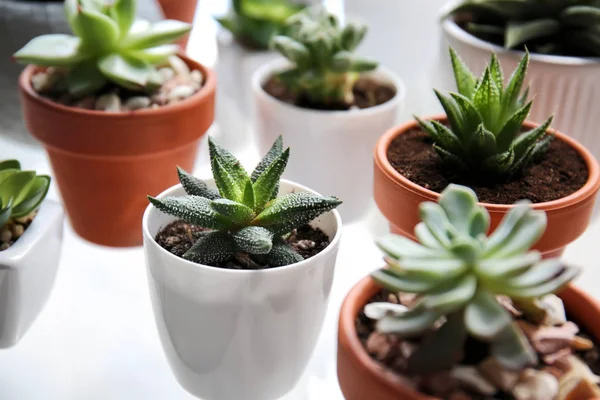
[374,48,600,258]
[15,0,216,247]
[142,137,342,400]
[0,0,165,145]
[253,6,405,222]
[439,0,600,162]
[214,0,306,151]
[0,160,63,348]
[338,184,600,399]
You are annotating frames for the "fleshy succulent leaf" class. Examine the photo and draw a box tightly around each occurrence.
[210,199,255,225]
[123,20,191,49]
[465,290,513,340]
[491,323,538,370]
[177,167,221,199]
[110,0,136,38]
[260,241,304,267]
[13,35,85,67]
[376,305,440,337]
[98,54,151,89]
[148,195,232,230]
[231,226,273,255]
[252,148,290,211]
[449,47,477,97]
[183,232,236,265]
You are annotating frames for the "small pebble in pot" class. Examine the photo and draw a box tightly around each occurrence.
[125,96,151,110]
[168,55,190,77]
[74,96,96,110]
[190,70,204,85]
[295,240,315,250]
[95,93,121,112]
[31,71,58,93]
[0,228,11,243]
[167,85,195,103]
[0,242,10,251]
[158,67,175,81]
[11,224,24,239]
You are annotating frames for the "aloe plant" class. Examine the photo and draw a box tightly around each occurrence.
[13,0,191,95]
[0,160,51,229]
[270,6,378,107]
[217,0,305,50]
[446,0,600,57]
[149,136,341,268]
[416,48,553,181]
[366,184,579,373]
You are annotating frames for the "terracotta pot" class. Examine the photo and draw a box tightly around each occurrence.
[338,276,600,400]
[156,0,198,48]
[373,116,600,258]
[19,55,216,247]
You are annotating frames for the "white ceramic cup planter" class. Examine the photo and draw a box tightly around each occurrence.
[0,200,63,348]
[439,18,600,161]
[143,179,342,400]
[252,59,405,223]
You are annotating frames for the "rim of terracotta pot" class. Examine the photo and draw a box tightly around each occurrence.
[252,58,406,117]
[441,16,600,66]
[18,54,216,120]
[142,178,343,276]
[339,275,600,400]
[374,115,600,212]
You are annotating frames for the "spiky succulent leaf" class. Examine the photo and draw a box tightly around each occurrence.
[0,160,50,230]
[367,184,579,371]
[183,232,236,265]
[417,49,552,180]
[13,0,191,94]
[447,0,600,57]
[270,6,377,106]
[149,137,341,268]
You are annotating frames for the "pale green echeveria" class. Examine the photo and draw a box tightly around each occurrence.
[416,48,553,181]
[13,0,191,95]
[366,184,580,373]
[216,0,305,50]
[270,6,377,107]
[0,160,50,229]
[148,136,341,268]
[446,0,600,57]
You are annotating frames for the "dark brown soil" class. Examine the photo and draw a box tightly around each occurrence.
[263,76,396,111]
[155,220,330,270]
[357,289,600,399]
[386,128,588,204]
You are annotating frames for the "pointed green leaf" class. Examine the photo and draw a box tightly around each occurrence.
[78,8,120,51]
[419,202,454,247]
[208,137,250,198]
[11,175,50,217]
[465,290,513,340]
[505,19,560,49]
[477,251,541,279]
[0,203,12,229]
[469,208,490,238]
[129,45,179,64]
[340,24,367,51]
[449,47,477,98]
[242,180,255,209]
[505,259,565,288]
[473,68,501,129]
[124,20,191,49]
[503,266,580,299]
[251,136,283,182]
[439,184,480,235]
[434,90,465,137]
[148,195,232,230]
[434,144,470,172]
[415,116,439,137]
[377,234,448,259]
[423,275,477,313]
[482,149,515,175]
[450,93,484,134]
[110,0,136,38]
[98,54,151,89]
[211,156,243,202]
[0,160,20,172]
[66,60,107,96]
[376,307,440,337]
[13,35,84,67]
[183,232,236,266]
[0,171,35,208]
[491,323,537,370]
[415,222,444,249]
[231,226,273,255]
[430,120,465,156]
[471,124,497,158]
[177,167,221,199]
[488,207,546,258]
[210,199,254,225]
[512,117,553,159]
[496,101,532,152]
[502,52,529,114]
[271,36,310,65]
[400,257,468,280]
[261,241,304,267]
[253,148,290,211]
[489,54,504,91]
[372,268,443,293]
[253,192,341,235]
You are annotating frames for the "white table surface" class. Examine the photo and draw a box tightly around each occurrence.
[0,1,599,399]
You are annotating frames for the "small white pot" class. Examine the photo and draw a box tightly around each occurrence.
[142,179,342,400]
[252,59,405,222]
[439,19,600,159]
[215,31,280,152]
[0,200,63,348]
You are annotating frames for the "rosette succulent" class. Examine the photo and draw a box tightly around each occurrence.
[13,0,191,95]
[270,6,378,107]
[417,48,553,181]
[148,136,341,268]
[446,0,600,57]
[366,184,580,373]
[0,160,51,229]
[217,0,305,50]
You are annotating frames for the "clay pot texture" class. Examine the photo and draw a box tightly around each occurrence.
[156,0,198,47]
[373,116,600,258]
[337,276,600,400]
[19,55,216,247]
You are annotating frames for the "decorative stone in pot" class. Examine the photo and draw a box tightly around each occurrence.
[143,138,342,400]
[15,0,215,247]
[374,49,600,258]
[0,160,63,348]
[437,1,600,162]
[338,185,600,400]
[253,7,404,222]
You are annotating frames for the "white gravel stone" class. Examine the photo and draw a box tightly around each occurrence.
[158,67,175,81]
[168,55,190,77]
[125,96,151,110]
[190,69,204,84]
[95,93,121,112]
[167,85,195,103]
[31,71,57,93]
[513,369,558,400]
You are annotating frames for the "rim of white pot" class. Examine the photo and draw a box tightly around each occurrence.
[252,58,406,116]
[0,200,61,265]
[142,178,343,276]
[441,18,600,66]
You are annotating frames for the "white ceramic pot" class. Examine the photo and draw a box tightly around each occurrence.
[215,31,280,152]
[0,200,63,348]
[439,19,600,160]
[142,179,342,400]
[252,59,405,222]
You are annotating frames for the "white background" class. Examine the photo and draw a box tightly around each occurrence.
[0,1,599,399]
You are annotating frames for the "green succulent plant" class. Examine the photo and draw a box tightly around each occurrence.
[13,0,191,95]
[446,0,600,57]
[148,136,341,268]
[270,6,378,107]
[417,48,553,181]
[0,160,51,229]
[217,0,305,50]
[366,184,580,373]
